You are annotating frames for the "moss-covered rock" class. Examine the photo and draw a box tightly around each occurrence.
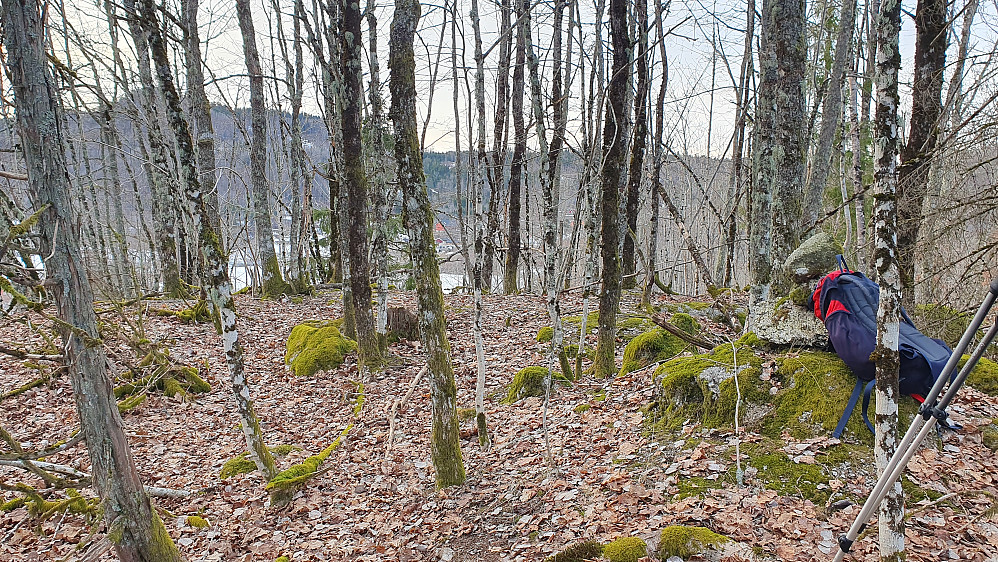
[537,326,554,343]
[502,366,569,404]
[671,312,701,335]
[275,557,290,562]
[657,526,729,558]
[186,515,209,529]
[964,356,998,396]
[782,232,843,283]
[602,536,646,562]
[542,540,603,562]
[619,329,687,376]
[284,321,357,377]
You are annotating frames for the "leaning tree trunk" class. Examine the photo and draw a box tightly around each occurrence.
[593,0,631,378]
[389,0,466,488]
[138,0,277,481]
[182,0,217,238]
[871,0,905,556]
[1,0,182,558]
[896,0,947,308]
[340,0,382,369]
[236,0,290,297]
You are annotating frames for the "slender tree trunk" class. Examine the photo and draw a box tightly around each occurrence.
[504,0,527,295]
[469,0,491,449]
[849,72,866,263]
[389,0,465,488]
[805,0,857,227]
[449,3,473,284]
[1,0,182,558]
[366,0,392,338]
[896,0,947,308]
[237,0,290,297]
[482,0,512,291]
[182,0,217,240]
[138,0,277,481]
[593,0,631,378]
[623,0,649,290]
[340,0,382,368]
[723,0,753,287]
[120,6,183,296]
[871,0,905,555]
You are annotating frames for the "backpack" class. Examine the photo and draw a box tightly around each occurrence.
[807,258,955,438]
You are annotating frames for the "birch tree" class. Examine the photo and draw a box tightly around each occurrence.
[138,0,278,481]
[871,0,905,554]
[1,0,182,557]
[389,0,465,487]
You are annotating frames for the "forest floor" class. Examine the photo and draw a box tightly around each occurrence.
[3,288,998,561]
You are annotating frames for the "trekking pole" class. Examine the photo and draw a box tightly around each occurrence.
[833,279,998,561]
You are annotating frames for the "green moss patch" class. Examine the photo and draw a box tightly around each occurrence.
[619,329,687,376]
[671,312,701,335]
[284,321,357,377]
[186,515,209,529]
[116,393,146,414]
[543,540,603,562]
[114,367,211,401]
[964,356,998,395]
[502,366,570,404]
[983,424,998,451]
[220,445,299,478]
[657,526,729,558]
[537,326,554,343]
[152,299,212,324]
[266,425,352,504]
[602,536,646,562]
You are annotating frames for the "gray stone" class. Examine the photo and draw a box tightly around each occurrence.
[782,232,843,283]
[748,298,829,347]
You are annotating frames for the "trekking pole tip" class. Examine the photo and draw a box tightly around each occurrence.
[991,278,998,294]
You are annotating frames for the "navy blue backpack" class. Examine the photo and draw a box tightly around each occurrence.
[807,259,955,438]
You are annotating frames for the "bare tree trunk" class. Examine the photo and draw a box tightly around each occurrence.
[723,0,753,287]
[805,0,857,227]
[897,0,948,308]
[1,0,182,557]
[237,0,290,297]
[469,0,491,449]
[849,72,866,263]
[182,0,217,240]
[623,0,649,291]
[871,0,905,555]
[482,0,512,291]
[593,0,630,378]
[449,3,473,284]
[504,0,527,295]
[389,0,465,488]
[340,0,382,368]
[120,4,183,296]
[751,0,806,302]
[138,0,277,481]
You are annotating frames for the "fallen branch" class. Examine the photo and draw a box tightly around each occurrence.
[651,312,720,350]
[0,459,192,498]
[385,366,427,457]
[0,169,28,181]
[0,343,62,362]
[0,430,84,461]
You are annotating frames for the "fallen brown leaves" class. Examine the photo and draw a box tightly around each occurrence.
[2,290,998,561]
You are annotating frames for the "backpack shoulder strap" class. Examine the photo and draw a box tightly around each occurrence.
[833,379,867,439]
[860,380,877,435]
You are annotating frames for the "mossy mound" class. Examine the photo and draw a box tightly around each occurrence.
[602,536,646,562]
[964,356,998,395]
[619,329,687,376]
[537,326,554,343]
[543,540,603,562]
[558,312,654,342]
[982,424,998,451]
[284,321,357,377]
[116,393,146,414]
[186,515,209,529]
[657,526,729,558]
[502,366,570,404]
[671,312,701,335]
